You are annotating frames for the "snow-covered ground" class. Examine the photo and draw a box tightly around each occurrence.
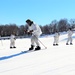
[0,33,75,75]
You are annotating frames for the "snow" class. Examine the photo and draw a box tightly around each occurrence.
[0,33,75,75]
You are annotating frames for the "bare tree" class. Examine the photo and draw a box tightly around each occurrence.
[58,19,68,32]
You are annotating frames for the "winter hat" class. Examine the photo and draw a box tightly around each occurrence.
[26,19,32,23]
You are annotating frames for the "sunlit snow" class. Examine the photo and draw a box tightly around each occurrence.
[0,33,75,75]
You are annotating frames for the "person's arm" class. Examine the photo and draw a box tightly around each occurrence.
[32,24,39,34]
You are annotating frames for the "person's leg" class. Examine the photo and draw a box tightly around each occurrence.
[56,37,59,45]
[10,40,13,48]
[29,35,35,50]
[13,40,16,48]
[31,35,35,46]
[53,37,56,46]
[66,37,70,45]
[34,36,40,46]
[70,37,73,45]
[34,35,41,50]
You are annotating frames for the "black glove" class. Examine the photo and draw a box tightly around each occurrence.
[29,30,33,33]
[28,30,33,35]
[24,30,27,33]
[14,38,16,40]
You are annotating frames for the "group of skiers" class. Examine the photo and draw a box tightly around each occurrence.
[10,19,42,50]
[53,28,73,46]
[9,19,74,50]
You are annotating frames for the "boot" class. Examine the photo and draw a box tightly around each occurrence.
[53,44,55,46]
[70,43,73,45]
[10,47,12,49]
[66,43,69,45]
[56,44,58,46]
[29,45,34,51]
[13,46,16,48]
[35,46,41,51]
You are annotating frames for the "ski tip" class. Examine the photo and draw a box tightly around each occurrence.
[21,50,29,53]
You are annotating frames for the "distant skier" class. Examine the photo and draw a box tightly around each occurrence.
[25,19,42,51]
[10,32,16,48]
[53,30,60,46]
[66,28,73,45]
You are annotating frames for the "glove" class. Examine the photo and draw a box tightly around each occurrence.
[24,30,27,33]
[29,30,33,33]
[14,38,16,40]
[28,30,33,35]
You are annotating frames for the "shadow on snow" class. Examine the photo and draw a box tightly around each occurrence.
[0,51,28,61]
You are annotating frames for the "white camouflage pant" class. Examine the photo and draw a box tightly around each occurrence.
[53,37,59,44]
[31,35,40,46]
[66,36,72,43]
[10,40,15,47]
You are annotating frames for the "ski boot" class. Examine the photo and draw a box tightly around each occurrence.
[66,43,69,45]
[56,44,58,46]
[13,46,16,48]
[10,47,13,49]
[35,46,41,51]
[53,44,55,46]
[70,43,73,45]
[29,45,34,51]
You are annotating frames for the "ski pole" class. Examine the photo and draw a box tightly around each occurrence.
[0,36,3,46]
[34,35,47,49]
[38,38,47,49]
[26,30,47,49]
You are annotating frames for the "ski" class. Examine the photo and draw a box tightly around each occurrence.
[21,50,34,53]
[21,48,47,53]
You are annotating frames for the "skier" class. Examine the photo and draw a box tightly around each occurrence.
[10,32,16,48]
[25,19,42,51]
[53,30,60,46]
[66,28,73,45]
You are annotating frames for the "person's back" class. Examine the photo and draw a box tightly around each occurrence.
[10,34,15,41]
[53,31,60,46]
[66,28,73,45]
[67,29,73,37]
[10,33,16,48]
[54,32,59,38]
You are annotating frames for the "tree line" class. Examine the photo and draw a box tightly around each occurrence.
[0,18,75,37]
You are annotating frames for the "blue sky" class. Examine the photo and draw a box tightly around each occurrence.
[0,0,75,26]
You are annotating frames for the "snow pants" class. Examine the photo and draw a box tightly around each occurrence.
[66,36,72,43]
[31,35,40,46]
[10,40,15,47]
[53,36,59,44]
